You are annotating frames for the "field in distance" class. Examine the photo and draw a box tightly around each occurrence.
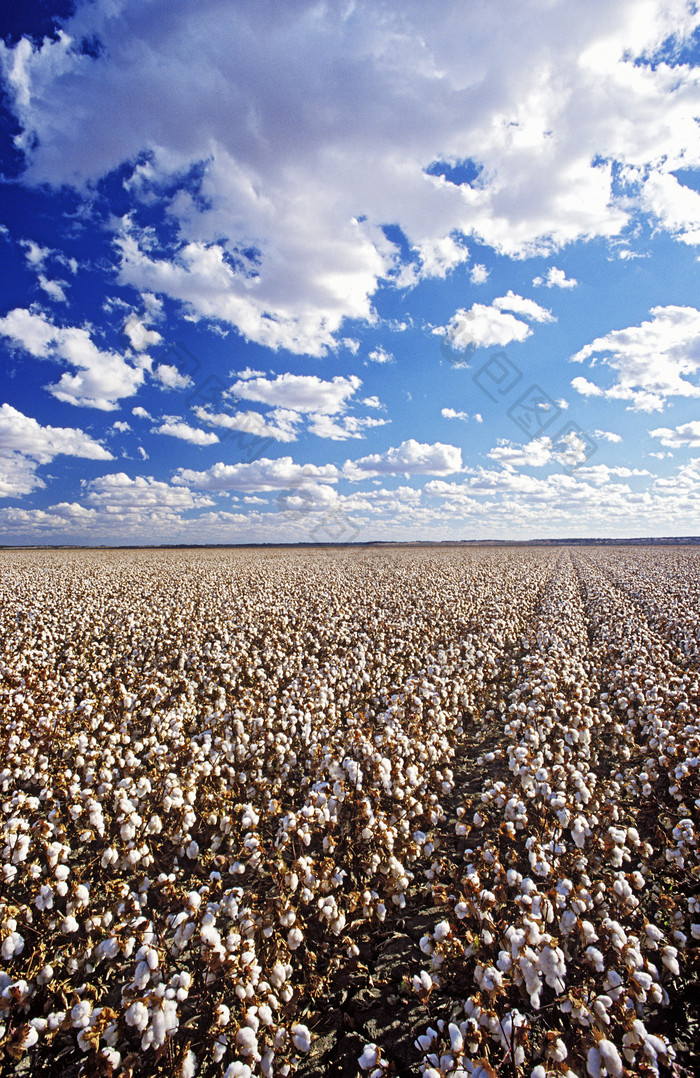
[0,547,697,1077]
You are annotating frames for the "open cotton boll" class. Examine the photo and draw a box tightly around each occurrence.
[358,1044,380,1069]
[291,1024,312,1052]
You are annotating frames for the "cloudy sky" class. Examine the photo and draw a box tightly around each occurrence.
[2,0,700,544]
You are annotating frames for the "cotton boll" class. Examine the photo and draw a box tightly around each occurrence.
[359,1044,380,1069]
[291,1024,312,1052]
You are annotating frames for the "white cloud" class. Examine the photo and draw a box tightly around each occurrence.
[153,363,193,390]
[593,428,622,442]
[649,419,700,446]
[442,407,471,421]
[86,472,214,515]
[414,235,469,279]
[21,240,50,267]
[532,266,578,288]
[174,457,339,493]
[344,439,462,480]
[112,420,131,432]
[0,502,98,530]
[367,347,394,365]
[0,402,113,497]
[576,464,651,484]
[194,406,299,443]
[229,373,361,415]
[444,303,533,350]
[132,405,151,419]
[492,291,554,323]
[571,305,700,412]
[0,307,145,409]
[123,311,162,351]
[37,274,68,302]
[488,436,553,468]
[235,367,266,381]
[5,2,700,353]
[153,419,219,445]
[306,414,389,441]
[443,292,554,351]
[470,264,489,284]
[641,172,700,245]
[362,395,383,409]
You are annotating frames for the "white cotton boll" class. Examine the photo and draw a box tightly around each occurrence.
[587,1047,602,1078]
[179,1049,197,1077]
[448,1023,464,1054]
[71,1001,93,1029]
[531,1068,546,1078]
[1,932,24,959]
[598,1039,623,1076]
[661,947,680,975]
[62,916,79,934]
[187,891,202,911]
[216,1004,230,1027]
[257,1004,273,1026]
[101,1048,121,1069]
[291,1024,312,1053]
[224,1065,252,1078]
[287,926,304,950]
[359,1044,380,1069]
[125,1001,149,1031]
[550,1038,567,1062]
[586,947,605,972]
[236,1026,259,1057]
[415,1027,438,1052]
[433,920,451,942]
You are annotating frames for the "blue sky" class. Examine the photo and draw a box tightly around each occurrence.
[3,1,700,544]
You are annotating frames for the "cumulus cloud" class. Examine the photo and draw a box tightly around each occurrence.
[0,402,113,497]
[533,266,578,288]
[0,307,145,409]
[470,264,489,284]
[306,414,388,441]
[571,304,700,412]
[194,406,299,443]
[153,363,193,390]
[488,437,553,468]
[174,457,339,493]
[493,292,555,323]
[153,419,219,445]
[576,464,651,484]
[86,472,214,514]
[442,293,554,351]
[649,419,700,446]
[641,172,700,245]
[229,373,361,415]
[344,439,462,480]
[38,274,68,303]
[123,311,162,351]
[593,428,622,442]
[367,347,394,365]
[3,1,700,353]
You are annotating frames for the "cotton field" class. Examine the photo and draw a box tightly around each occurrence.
[0,546,697,1078]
